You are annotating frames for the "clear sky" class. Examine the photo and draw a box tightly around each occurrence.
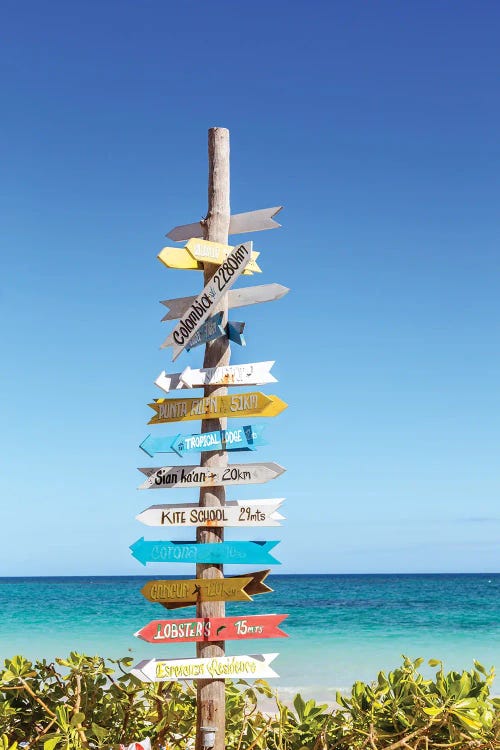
[1,1,499,575]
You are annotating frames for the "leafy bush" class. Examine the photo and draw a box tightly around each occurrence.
[0,653,498,749]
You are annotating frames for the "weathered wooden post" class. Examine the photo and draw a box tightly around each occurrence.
[195,127,230,750]
[131,127,289,750]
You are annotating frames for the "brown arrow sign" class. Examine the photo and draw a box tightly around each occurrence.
[140,570,273,611]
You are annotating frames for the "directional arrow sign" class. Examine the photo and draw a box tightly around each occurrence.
[148,392,287,423]
[130,539,280,566]
[137,462,285,489]
[140,425,266,458]
[164,242,251,360]
[136,499,285,527]
[166,206,283,241]
[158,241,261,275]
[185,312,224,350]
[141,570,272,607]
[131,653,279,682]
[226,321,245,346]
[160,284,289,321]
[135,614,289,644]
[155,361,277,393]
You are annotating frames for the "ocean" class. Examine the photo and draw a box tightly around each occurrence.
[1,574,499,702]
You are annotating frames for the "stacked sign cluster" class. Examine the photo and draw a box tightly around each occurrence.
[130,213,289,684]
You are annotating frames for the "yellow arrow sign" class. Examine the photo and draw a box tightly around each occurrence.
[141,576,254,604]
[157,239,262,275]
[141,570,273,609]
[148,392,288,424]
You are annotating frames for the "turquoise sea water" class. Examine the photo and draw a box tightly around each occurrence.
[1,574,499,701]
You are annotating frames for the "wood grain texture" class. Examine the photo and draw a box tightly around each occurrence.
[196,126,230,750]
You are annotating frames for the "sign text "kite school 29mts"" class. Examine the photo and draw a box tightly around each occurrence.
[136,499,285,527]
[163,242,251,360]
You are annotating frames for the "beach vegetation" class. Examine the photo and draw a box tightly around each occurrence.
[0,653,499,748]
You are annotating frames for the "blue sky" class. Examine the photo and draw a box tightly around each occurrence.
[1,1,499,574]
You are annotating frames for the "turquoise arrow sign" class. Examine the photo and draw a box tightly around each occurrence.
[140,425,266,458]
[129,538,280,566]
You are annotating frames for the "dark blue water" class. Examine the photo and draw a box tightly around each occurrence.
[1,574,498,700]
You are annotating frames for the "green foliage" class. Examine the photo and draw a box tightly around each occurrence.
[0,653,498,749]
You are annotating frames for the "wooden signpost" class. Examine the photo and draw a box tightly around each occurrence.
[166,206,283,241]
[160,283,289,321]
[131,129,288,750]
[140,570,273,606]
[130,538,280,566]
[148,392,287,423]
[135,614,289,644]
[132,654,279,683]
[158,241,262,275]
[163,241,252,360]
[140,425,267,458]
[137,462,285,489]
[155,361,277,392]
[136,499,285,527]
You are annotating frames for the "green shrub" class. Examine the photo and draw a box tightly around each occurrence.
[0,653,498,749]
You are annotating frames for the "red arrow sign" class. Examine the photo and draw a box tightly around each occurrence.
[134,614,288,644]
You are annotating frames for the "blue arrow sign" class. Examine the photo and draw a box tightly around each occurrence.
[140,425,266,458]
[226,321,246,346]
[186,312,224,350]
[130,538,280,566]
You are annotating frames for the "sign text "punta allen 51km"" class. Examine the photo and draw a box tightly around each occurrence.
[163,242,251,360]
[135,614,289,644]
[148,392,287,424]
[155,361,277,393]
[132,653,279,683]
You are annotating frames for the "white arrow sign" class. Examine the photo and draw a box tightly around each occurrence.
[160,283,289,321]
[155,361,277,393]
[136,499,286,527]
[131,653,279,682]
[137,462,286,489]
[166,206,283,242]
[163,243,251,359]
